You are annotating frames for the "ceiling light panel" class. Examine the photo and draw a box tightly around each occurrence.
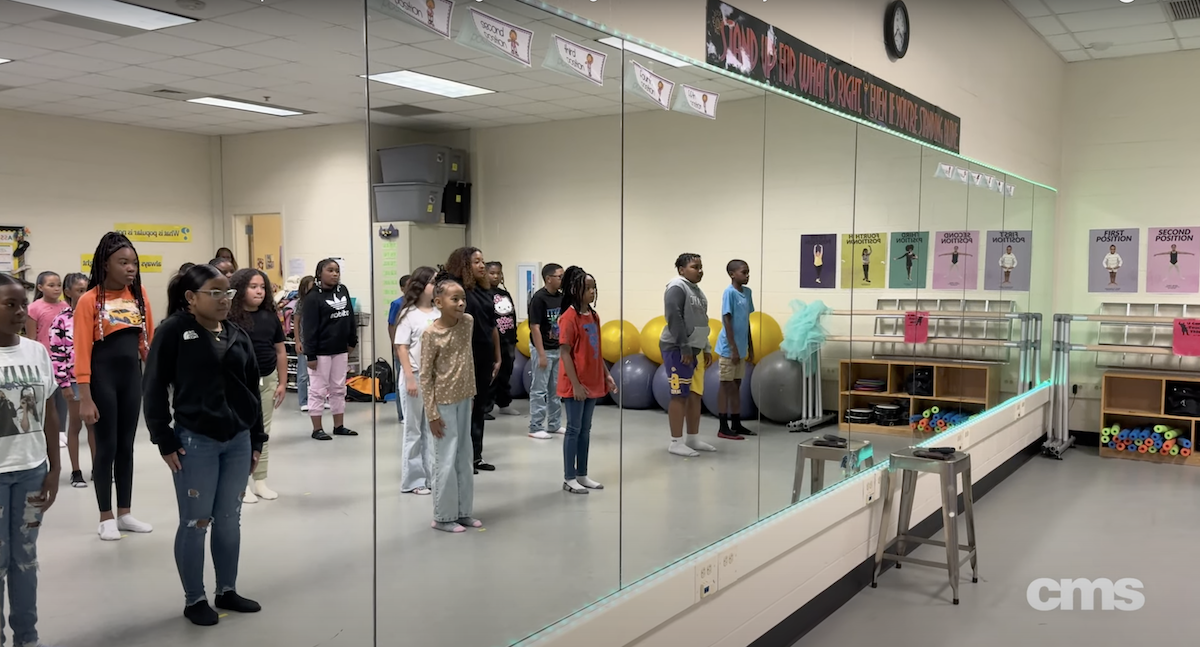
[187,96,304,116]
[362,71,494,98]
[597,37,691,67]
[11,0,196,30]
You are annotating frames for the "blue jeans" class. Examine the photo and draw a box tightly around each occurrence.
[393,352,404,422]
[529,347,562,432]
[400,374,433,492]
[296,353,309,410]
[0,462,48,647]
[563,398,597,480]
[172,428,251,606]
[432,399,473,523]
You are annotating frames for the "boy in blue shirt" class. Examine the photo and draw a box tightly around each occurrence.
[715,260,754,439]
[387,275,411,421]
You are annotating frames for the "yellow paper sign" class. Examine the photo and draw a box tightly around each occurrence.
[81,254,164,274]
[113,224,192,243]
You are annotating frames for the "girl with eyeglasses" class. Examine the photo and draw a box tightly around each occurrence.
[144,263,266,626]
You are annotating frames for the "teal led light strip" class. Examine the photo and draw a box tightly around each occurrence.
[512,0,1057,193]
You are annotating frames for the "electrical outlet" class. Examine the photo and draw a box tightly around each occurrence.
[1015,400,1027,419]
[863,470,879,504]
[695,556,719,603]
[718,547,741,587]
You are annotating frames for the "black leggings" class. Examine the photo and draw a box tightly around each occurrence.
[90,329,142,513]
[471,355,492,464]
[490,343,515,410]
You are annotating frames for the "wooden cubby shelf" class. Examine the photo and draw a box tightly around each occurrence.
[838,358,1000,436]
[1100,371,1200,467]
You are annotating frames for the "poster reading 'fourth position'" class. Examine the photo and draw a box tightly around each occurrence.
[1147,227,1200,294]
[932,231,979,290]
[840,232,887,289]
[1088,228,1139,293]
[983,230,1033,292]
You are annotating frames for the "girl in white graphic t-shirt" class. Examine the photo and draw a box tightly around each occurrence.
[1103,244,1124,286]
[394,267,440,495]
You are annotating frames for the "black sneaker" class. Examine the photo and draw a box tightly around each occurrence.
[312,429,333,441]
[333,426,358,436]
[474,461,495,472]
[71,471,87,488]
[734,427,758,436]
[215,591,262,614]
[184,600,220,626]
[484,413,496,421]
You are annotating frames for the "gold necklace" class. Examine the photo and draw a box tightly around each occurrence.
[209,324,223,341]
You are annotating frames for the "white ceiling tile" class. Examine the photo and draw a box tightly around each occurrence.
[248,62,330,84]
[547,110,589,121]
[34,102,94,116]
[0,94,38,108]
[1027,15,1067,36]
[411,60,497,81]
[1042,0,1121,13]
[1073,23,1175,47]
[1174,21,1200,39]
[456,106,523,120]
[123,103,192,119]
[1182,37,1200,50]
[26,80,105,96]
[174,111,248,125]
[62,73,148,91]
[1088,39,1180,58]
[170,77,254,95]
[583,104,623,116]
[549,95,616,111]
[468,73,543,92]
[213,7,333,37]
[57,96,140,112]
[86,110,143,124]
[505,101,576,116]
[69,43,173,65]
[316,26,366,54]
[89,91,174,106]
[367,44,454,68]
[0,60,79,80]
[0,69,46,87]
[412,38,475,59]
[103,65,191,85]
[1056,4,1167,32]
[23,52,125,73]
[236,38,308,62]
[1060,49,1091,62]
[364,19,443,45]
[1008,0,1052,17]
[0,42,52,60]
[0,86,78,103]
[23,19,118,42]
[187,48,287,70]
[463,91,537,107]
[0,3,58,24]
[1044,33,1081,50]
[515,69,573,85]
[276,0,366,26]
[123,0,258,20]
[161,20,277,48]
[117,33,222,56]
[144,57,239,78]
[205,70,291,88]
[0,25,95,50]
[468,54,530,74]
[491,114,544,125]
[508,85,581,101]
[412,98,486,112]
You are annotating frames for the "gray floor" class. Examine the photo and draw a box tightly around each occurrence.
[799,449,1200,647]
[34,396,914,647]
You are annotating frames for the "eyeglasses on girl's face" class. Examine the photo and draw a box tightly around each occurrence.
[197,289,237,301]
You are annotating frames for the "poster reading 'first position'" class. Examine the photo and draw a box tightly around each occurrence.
[841,232,887,289]
[932,231,979,290]
[983,230,1033,292]
[800,233,836,289]
[1147,227,1199,294]
[889,231,929,289]
[1088,228,1139,293]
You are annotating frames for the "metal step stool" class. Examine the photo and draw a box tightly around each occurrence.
[871,447,978,604]
[791,438,875,503]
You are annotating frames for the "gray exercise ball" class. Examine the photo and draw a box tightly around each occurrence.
[610,354,657,410]
[701,360,757,418]
[511,352,529,398]
[652,363,672,411]
[750,351,807,424]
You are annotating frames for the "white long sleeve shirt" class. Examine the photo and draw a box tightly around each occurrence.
[1103,253,1123,270]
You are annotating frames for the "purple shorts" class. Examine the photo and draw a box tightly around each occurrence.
[663,348,696,398]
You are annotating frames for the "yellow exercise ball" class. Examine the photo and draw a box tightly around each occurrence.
[601,319,641,364]
[707,318,722,352]
[749,312,783,362]
[516,319,531,358]
[640,316,668,364]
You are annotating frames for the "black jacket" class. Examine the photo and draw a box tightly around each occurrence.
[144,312,268,455]
[300,283,358,356]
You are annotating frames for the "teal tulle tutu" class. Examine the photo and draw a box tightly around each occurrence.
[781,300,829,373]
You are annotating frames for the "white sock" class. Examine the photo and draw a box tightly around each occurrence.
[564,479,587,492]
[669,440,699,457]
[577,476,603,489]
[242,485,258,504]
[98,519,121,541]
[253,480,278,500]
[117,514,153,533]
[687,436,717,452]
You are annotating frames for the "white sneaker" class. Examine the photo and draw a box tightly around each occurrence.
[529,431,553,440]
[553,427,566,435]
[98,519,121,541]
[497,406,521,416]
[301,404,310,412]
[687,438,718,453]
[253,480,278,500]
[243,485,258,504]
[117,514,153,533]
[324,402,331,410]
[669,442,700,457]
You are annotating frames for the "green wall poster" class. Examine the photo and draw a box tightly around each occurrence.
[889,231,929,289]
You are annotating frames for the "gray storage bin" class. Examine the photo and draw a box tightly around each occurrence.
[373,183,443,223]
[448,149,467,182]
[379,144,451,184]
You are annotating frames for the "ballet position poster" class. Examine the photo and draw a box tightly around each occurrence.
[1088,228,1139,293]
[983,230,1033,291]
[1146,227,1199,294]
[888,231,929,289]
[932,230,979,290]
[840,232,887,289]
[800,233,836,289]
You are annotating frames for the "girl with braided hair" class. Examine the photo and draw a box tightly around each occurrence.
[75,231,155,541]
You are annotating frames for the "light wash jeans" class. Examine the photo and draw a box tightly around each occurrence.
[296,352,310,410]
[172,428,251,606]
[400,374,434,492]
[529,347,562,433]
[563,398,598,481]
[0,461,48,647]
[432,399,473,523]
[393,352,404,422]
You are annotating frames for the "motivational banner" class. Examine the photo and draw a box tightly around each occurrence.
[889,231,928,289]
[1173,319,1200,356]
[932,231,978,290]
[675,85,719,119]
[800,233,835,289]
[457,7,533,67]
[1147,227,1199,294]
[840,232,886,289]
[373,0,454,39]
[1089,228,1139,293]
[627,60,675,110]
[984,230,1033,292]
[114,224,191,243]
[544,35,607,86]
[904,311,930,344]
[81,254,163,274]
[705,0,961,152]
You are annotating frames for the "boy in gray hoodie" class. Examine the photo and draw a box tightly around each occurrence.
[660,253,717,457]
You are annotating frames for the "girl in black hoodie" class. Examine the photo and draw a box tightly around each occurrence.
[300,258,358,440]
[143,263,266,627]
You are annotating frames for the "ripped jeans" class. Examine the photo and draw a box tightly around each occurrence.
[0,461,48,647]
[172,428,251,606]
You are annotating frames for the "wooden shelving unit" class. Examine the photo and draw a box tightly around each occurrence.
[838,358,1000,436]
[1099,371,1200,466]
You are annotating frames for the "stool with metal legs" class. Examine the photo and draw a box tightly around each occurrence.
[870,448,978,604]
[791,438,874,504]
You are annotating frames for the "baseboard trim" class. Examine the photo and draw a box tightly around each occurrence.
[750,435,1045,647]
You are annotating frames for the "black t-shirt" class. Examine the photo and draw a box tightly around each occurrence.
[491,288,517,345]
[456,279,497,362]
[246,308,284,377]
[528,288,563,351]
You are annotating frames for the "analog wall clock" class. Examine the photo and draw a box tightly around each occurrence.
[885,0,910,59]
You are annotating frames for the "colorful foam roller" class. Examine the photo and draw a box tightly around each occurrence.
[1170,446,1181,456]
[1182,448,1193,457]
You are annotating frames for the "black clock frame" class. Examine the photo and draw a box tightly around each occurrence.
[884,0,910,59]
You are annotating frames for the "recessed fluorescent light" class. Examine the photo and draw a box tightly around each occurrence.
[598,37,691,68]
[361,71,494,98]
[187,97,304,117]
[0,59,11,65]
[11,0,195,31]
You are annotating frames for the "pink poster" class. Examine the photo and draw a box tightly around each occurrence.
[932,231,979,290]
[1147,228,1200,294]
[905,311,930,343]
[1173,319,1200,356]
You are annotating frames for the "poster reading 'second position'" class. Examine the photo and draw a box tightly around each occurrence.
[888,231,928,289]
[983,230,1033,292]
[800,234,836,289]
[1089,228,1139,293]
[1147,227,1199,294]
[932,231,979,290]
[840,232,887,289]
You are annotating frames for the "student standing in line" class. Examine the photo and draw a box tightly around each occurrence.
[444,248,500,473]
[76,232,155,541]
[210,258,236,280]
[528,263,565,439]
[661,253,716,458]
[394,267,439,495]
[49,272,96,488]
[214,247,238,271]
[0,272,63,647]
[386,274,411,423]
[715,259,755,440]
[420,274,482,532]
[293,276,315,412]
[557,267,617,494]
[301,259,358,440]
[487,262,520,417]
[27,271,69,448]
[144,264,265,626]
[229,269,287,503]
